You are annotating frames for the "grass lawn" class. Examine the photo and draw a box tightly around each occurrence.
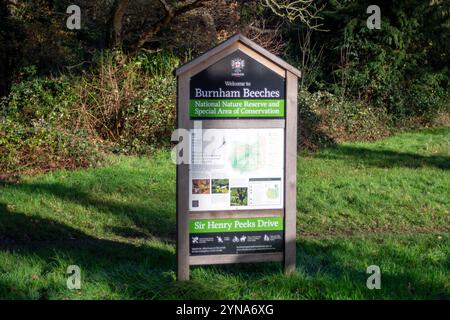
[0,126,449,299]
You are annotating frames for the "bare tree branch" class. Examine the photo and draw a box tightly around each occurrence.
[158,0,172,13]
[242,20,286,56]
[129,0,208,54]
[262,0,326,31]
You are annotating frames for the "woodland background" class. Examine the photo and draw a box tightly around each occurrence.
[1,0,449,174]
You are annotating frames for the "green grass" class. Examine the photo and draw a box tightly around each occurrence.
[0,127,449,299]
[298,126,449,236]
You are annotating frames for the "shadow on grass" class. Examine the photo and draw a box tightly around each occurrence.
[316,145,450,170]
[0,202,262,300]
[0,202,176,299]
[183,236,449,299]
[0,204,447,299]
[1,178,448,299]
[1,181,176,240]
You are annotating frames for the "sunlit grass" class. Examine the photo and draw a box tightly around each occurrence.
[0,126,449,299]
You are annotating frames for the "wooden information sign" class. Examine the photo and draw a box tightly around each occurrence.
[174,34,300,280]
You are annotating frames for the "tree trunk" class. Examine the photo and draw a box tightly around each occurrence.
[129,0,208,55]
[107,0,130,49]
[0,0,17,97]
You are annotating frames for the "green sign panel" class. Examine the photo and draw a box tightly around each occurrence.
[189,217,284,256]
[189,99,285,118]
[189,217,284,233]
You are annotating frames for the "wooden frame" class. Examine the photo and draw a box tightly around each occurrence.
[284,71,298,274]
[175,34,300,281]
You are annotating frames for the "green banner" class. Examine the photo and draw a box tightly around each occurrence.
[189,99,285,118]
[189,217,284,233]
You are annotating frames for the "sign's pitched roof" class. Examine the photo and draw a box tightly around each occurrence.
[175,33,301,77]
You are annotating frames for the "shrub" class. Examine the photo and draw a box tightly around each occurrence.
[298,90,391,151]
[73,50,179,154]
[291,0,450,126]
[0,116,102,175]
[0,76,101,175]
[0,50,180,174]
[2,74,73,125]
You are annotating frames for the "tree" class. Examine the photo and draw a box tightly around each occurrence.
[262,0,325,30]
[0,0,14,96]
[106,0,210,52]
[129,0,210,54]
[107,0,131,49]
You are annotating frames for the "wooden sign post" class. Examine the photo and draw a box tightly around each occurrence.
[174,34,300,281]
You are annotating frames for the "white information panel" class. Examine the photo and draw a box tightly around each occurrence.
[189,128,284,211]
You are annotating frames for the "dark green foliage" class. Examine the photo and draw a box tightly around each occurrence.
[0,76,101,174]
[288,0,449,125]
[298,89,391,150]
[0,120,102,174]
[0,50,180,174]
[1,0,449,172]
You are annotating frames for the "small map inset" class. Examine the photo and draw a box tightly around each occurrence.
[229,143,257,173]
[266,184,279,199]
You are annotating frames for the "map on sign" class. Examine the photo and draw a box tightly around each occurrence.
[189,128,284,211]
